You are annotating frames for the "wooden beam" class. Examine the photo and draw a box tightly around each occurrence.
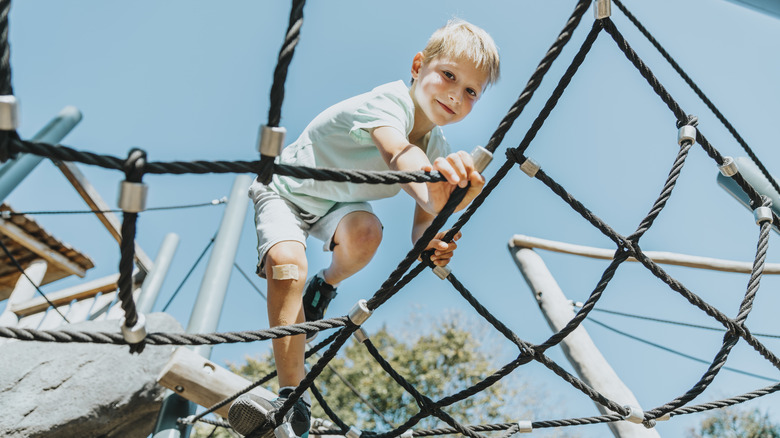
[510,234,780,275]
[54,160,154,273]
[510,246,660,437]
[158,347,277,419]
[0,217,87,278]
[9,273,119,317]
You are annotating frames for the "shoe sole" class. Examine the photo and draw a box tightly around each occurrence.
[228,394,276,437]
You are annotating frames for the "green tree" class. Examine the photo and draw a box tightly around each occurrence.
[688,406,780,438]
[192,313,571,437]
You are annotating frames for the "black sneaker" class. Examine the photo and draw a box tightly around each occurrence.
[302,273,337,341]
[228,388,311,438]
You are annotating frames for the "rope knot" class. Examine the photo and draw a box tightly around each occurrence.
[123,148,147,183]
[676,115,698,128]
[257,155,275,185]
[0,130,19,163]
[505,147,525,165]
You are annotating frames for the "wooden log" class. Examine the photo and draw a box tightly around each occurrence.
[510,246,661,437]
[157,347,276,419]
[510,234,780,274]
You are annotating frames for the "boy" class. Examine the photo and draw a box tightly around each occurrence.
[229,18,500,438]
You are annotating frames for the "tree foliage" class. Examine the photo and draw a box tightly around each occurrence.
[191,314,569,437]
[688,406,780,438]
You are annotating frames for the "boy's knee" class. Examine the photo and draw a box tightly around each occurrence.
[265,242,307,280]
[343,214,383,251]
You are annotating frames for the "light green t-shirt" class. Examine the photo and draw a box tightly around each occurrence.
[267,80,450,217]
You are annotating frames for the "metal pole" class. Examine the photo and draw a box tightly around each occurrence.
[723,0,780,19]
[137,233,180,315]
[187,174,252,359]
[509,245,661,437]
[152,174,252,438]
[0,106,82,202]
[717,156,780,234]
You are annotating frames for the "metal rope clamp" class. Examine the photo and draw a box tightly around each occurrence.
[622,405,645,424]
[258,125,286,157]
[346,426,362,438]
[0,96,19,130]
[677,124,697,146]
[120,313,147,344]
[348,299,372,326]
[353,327,369,343]
[516,420,533,433]
[719,156,739,177]
[471,146,493,174]
[520,157,540,178]
[432,265,452,280]
[118,181,148,213]
[594,0,611,19]
[754,206,773,225]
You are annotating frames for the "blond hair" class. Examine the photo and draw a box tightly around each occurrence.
[422,18,500,86]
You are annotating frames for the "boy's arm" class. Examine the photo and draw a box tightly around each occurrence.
[413,204,461,267]
[371,126,485,214]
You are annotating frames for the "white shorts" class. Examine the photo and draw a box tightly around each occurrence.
[249,182,376,278]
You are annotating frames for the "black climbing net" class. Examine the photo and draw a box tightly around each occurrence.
[1,0,779,436]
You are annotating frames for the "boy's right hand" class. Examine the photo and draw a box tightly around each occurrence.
[423,150,485,213]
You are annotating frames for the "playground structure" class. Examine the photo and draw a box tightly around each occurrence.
[1,1,779,437]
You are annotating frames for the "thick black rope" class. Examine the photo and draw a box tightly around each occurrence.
[646,198,774,418]
[117,148,146,353]
[267,0,304,128]
[601,17,780,229]
[0,138,452,183]
[484,0,591,153]
[179,329,342,427]
[0,316,348,345]
[0,0,11,96]
[612,0,780,199]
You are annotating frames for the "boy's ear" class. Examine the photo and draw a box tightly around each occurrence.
[411,52,424,80]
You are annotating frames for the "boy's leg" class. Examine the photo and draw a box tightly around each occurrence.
[322,211,383,285]
[264,240,308,388]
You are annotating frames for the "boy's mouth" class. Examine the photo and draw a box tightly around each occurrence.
[437,100,455,115]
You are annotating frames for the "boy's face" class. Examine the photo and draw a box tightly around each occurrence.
[411,53,489,127]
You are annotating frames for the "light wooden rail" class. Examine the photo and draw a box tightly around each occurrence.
[509,234,780,275]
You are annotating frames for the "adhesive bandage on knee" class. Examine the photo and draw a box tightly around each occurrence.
[272,264,300,280]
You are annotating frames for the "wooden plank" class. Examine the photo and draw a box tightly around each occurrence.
[66,297,95,324]
[88,292,117,321]
[0,218,86,278]
[510,234,780,274]
[9,273,119,317]
[157,347,276,418]
[38,303,72,330]
[54,160,154,273]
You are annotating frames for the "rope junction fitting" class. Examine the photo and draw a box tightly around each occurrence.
[719,156,739,177]
[594,0,611,19]
[258,124,286,157]
[2,0,780,436]
[0,94,18,130]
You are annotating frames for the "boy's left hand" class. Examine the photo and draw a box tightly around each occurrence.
[423,151,486,213]
[423,230,462,267]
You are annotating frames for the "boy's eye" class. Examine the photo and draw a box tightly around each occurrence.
[443,71,455,79]
[466,88,477,97]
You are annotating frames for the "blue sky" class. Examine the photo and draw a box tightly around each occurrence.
[3,1,780,437]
